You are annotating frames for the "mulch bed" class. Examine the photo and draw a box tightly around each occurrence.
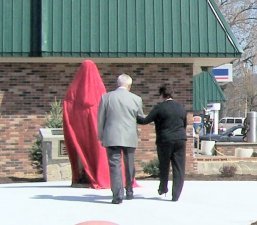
[1,174,257,184]
[139,174,257,181]
[185,174,257,181]
[0,176,44,184]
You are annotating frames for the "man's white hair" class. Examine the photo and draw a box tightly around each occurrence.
[117,74,133,87]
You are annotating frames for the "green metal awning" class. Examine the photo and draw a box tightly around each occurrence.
[40,0,243,57]
[193,71,226,111]
[0,0,243,58]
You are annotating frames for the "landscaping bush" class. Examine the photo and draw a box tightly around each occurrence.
[219,164,237,177]
[251,152,257,157]
[30,98,63,171]
[30,136,43,172]
[45,99,63,128]
[142,158,160,177]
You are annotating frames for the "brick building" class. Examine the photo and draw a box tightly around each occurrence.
[0,0,242,178]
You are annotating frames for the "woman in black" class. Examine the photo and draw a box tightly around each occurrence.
[137,85,187,201]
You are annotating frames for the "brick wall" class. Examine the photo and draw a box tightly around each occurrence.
[0,62,195,178]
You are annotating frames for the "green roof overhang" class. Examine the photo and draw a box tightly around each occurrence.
[193,71,226,111]
[0,0,243,59]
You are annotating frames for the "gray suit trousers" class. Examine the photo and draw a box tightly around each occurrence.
[107,146,135,200]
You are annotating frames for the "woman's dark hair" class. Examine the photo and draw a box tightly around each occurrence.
[159,85,173,98]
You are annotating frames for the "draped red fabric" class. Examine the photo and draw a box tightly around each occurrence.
[63,60,110,189]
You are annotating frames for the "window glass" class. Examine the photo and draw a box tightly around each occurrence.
[220,119,226,123]
[235,119,242,123]
[227,119,234,123]
[233,128,242,136]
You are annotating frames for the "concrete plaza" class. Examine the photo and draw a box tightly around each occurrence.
[0,180,257,225]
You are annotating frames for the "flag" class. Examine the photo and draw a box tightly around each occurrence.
[212,64,233,82]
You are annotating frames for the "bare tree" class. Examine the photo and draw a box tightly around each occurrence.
[214,0,257,116]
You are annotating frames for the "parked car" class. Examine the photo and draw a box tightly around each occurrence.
[218,117,245,133]
[200,124,246,142]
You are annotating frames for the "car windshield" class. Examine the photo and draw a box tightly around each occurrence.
[223,126,242,135]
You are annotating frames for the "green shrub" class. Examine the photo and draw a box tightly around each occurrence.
[251,152,257,157]
[30,98,63,171]
[30,136,43,172]
[142,158,160,177]
[45,99,63,128]
[219,164,237,177]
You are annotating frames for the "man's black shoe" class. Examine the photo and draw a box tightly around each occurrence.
[111,198,123,204]
[126,194,134,200]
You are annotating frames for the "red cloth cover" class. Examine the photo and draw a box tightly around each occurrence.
[63,60,110,189]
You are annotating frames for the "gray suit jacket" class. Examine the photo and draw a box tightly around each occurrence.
[98,87,144,148]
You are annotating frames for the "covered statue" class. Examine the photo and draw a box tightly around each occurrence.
[63,60,110,189]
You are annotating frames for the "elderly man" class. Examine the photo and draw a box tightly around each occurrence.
[98,74,144,204]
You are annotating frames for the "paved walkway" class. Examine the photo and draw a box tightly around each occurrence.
[0,180,257,225]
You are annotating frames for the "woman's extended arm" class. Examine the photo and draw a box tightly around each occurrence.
[137,106,158,125]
